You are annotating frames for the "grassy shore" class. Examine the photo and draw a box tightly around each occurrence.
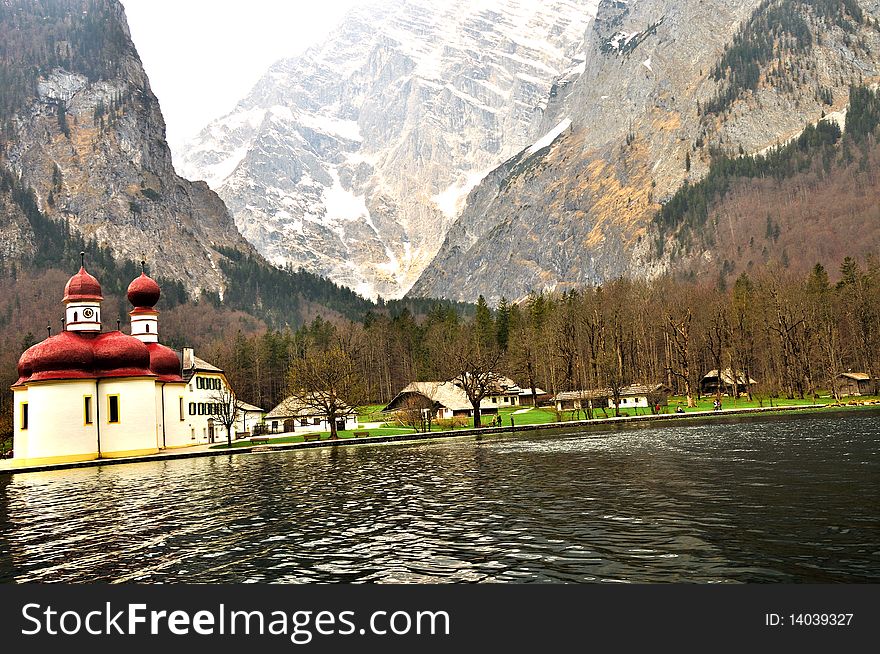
[211,395,880,450]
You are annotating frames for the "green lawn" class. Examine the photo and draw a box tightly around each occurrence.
[662,394,880,414]
[217,395,880,450]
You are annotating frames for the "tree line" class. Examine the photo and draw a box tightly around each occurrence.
[202,255,879,422]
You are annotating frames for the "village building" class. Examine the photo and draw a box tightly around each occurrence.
[553,384,670,412]
[10,263,231,465]
[700,369,757,396]
[181,350,235,444]
[483,375,522,407]
[383,381,500,421]
[835,372,876,396]
[265,395,358,434]
[518,386,550,406]
[236,400,266,436]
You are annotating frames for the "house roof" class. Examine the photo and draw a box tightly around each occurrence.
[518,387,547,396]
[236,400,265,413]
[553,384,670,402]
[266,394,355,420]
[702,368,757,385]
[384,381,474,412]
[192,356,223,373]
[182,355,224,382]
[452,372,521,395]
[838,372,871,381]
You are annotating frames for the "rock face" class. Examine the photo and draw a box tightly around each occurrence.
[177,0,599,299]
[0,0,253,295]
[411,0,880,304]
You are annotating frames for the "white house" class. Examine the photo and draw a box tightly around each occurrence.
[383,381,500,420]
[181,350,235,444]
[236,400,266,435]
[265,395,358,434]
[10,263,200,466]
[553,384,670,412]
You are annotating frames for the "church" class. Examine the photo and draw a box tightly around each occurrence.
[11,259,224,466]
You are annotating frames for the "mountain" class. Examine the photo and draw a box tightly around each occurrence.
[177,0,599,299]
[0,0,253,296]
[411,0,880,303]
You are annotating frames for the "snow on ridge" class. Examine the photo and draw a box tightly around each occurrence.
[432,167,495,219]
[527,117,572,155]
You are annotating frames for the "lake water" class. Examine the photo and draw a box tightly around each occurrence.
[0,411,877,583]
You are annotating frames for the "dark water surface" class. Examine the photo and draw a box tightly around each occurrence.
[0,411,877,583]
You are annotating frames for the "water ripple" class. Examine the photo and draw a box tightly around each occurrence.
[0,412,878,583]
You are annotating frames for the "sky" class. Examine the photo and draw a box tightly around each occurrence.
[120,0,374,148]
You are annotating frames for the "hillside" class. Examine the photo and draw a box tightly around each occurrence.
[411,0,880,303]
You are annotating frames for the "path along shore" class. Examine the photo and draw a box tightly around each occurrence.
[2,403,876,476]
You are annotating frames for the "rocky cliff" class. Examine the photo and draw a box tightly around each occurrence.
[178,0,599,299]
[0,0,254,295]
[411,0,880,303]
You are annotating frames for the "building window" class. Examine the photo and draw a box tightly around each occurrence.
[73,311,78,322]
[196,377,203,390]
[179,397,185,421]
[189,402,196,415]
[108,395,120,423]
[84,396,93,425]
[20,403,28,430]
[313,418,320,426]
[146,324,150,333]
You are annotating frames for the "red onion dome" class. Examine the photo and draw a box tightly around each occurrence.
[127,272,161,309]
[21,331,96,383]
[147,343,183,382]
[63,267,103,303]
[92,331,153,377]
[15,345,37,386]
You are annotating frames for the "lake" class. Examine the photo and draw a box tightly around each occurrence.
[0,411,877,583]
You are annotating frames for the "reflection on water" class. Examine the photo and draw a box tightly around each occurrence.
[0,412,877,583]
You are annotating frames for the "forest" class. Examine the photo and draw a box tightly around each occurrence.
[197,255,879,422]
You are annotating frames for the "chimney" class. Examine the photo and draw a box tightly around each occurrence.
[182,347,195,371]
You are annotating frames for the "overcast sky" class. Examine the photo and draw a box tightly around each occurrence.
[120,0,373,147]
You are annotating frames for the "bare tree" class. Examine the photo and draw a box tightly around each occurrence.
[665,309,697,408]
[393,393,434,432]
[433,325,502,428]
[287,345,365,440]
[208,384,240,448]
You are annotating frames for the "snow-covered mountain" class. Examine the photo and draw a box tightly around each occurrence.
[176,0,599,299]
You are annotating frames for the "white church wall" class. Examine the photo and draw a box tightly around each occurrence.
[99,378,160,457]
[162,382,191,448]
[14,380,99,463]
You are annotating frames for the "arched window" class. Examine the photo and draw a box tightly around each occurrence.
[73,311,78,322]
[146,324,150,333]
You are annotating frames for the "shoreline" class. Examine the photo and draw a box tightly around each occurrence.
[2,402,878,477]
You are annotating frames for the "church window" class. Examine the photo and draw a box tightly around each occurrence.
[146,324,150,333]
[20,403,28,430]
[84,396,93,424]
[179,397,185,421]
[189,402,196,415]
[108,395,120,423]
[73,311,78,322]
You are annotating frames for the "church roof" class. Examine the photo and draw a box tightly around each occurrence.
[63,266,103,302]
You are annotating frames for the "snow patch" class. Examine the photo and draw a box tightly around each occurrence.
[527,117,572,155]
[322,169,369,224]
[642,57,653,73]
[298,112,363,142]
[432,168,493,219]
